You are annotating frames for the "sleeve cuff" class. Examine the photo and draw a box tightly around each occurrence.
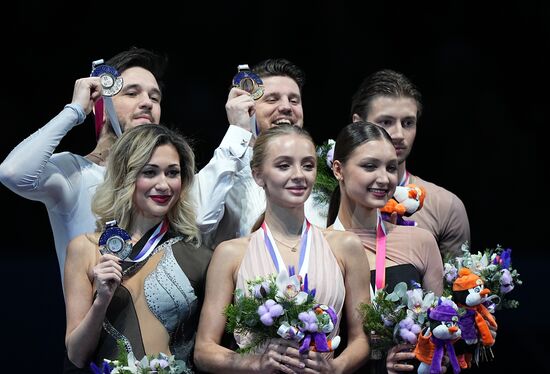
[64,103,86,125]
[219,125,253,157]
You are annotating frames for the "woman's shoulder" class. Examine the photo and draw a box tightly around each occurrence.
[390,224,439,251]
[67,232,99,253]
[211,236,250,265]
[389,223,433,239]
[321,228,364,254]
[322,227,360,242]
[215,236,250,251]
[65,232,100,275]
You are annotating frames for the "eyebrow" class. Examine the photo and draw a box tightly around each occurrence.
[375,114,416,121]
[272,155,315,162]
[357,156,396,163]
[122,84,162,97]
[144,163,180,168]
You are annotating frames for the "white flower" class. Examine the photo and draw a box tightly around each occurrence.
[325,139,335,169]
[102,350,186,374]
[276,270,308,305]
[406,289,435,325]
[468,252,497,274]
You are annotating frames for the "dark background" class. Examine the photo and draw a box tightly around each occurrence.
[3,2,546,373]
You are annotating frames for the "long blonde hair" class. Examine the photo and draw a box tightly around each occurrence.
[92,124,200,245]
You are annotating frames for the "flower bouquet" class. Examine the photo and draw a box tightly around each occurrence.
[441,243,522,368]
[90,340,188,374]
[360,281,436,358]
[443,243,522,310]
[224,266,340,354]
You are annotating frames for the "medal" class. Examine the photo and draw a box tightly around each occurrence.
[232,64,264,100]
[99,220,133,260]
[90,59,124,137]
[91,62,123,97]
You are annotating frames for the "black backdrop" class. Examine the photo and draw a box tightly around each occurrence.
[3,2,547,372]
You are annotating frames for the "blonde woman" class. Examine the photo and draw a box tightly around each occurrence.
[64,124,211,372]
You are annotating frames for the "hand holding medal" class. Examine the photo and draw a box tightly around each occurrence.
[98,219,169,267]
[232,64,264,137]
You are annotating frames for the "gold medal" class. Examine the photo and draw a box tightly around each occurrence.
[232,64,264,100]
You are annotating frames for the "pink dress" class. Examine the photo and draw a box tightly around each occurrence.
[235,224,345,359]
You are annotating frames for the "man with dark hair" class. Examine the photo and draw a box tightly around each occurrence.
[350,69,470,257]
[0,47,239,288]
[0,47,168,285]
[198,58,326,249]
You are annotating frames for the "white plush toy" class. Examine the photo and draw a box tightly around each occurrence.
[380,183,426,226]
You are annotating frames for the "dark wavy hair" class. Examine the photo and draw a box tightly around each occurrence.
[252,58,305,93]
[350,69,422,121]
[106,46,168,93]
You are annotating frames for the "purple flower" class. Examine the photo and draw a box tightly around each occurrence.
[382,315,394,327]
[444,263,458,284]
[258,299,284,326]
[299,310,319,332]
[288,265,296,277]
[483,299,497,313]
[318,139,335,169]
[253,281,271,299]
[500,268,515,294]
[500,248,512,269]
[90,361,111,374]
[326,148,334,168]
[398,317,422,344]
[150,358,169,370]
[410,280,422,289]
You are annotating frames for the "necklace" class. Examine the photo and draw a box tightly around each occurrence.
[273,236,301,252]
[87,152,105,164]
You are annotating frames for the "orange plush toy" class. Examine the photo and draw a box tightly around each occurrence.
[451,268,498,369]
[381,183,426,226]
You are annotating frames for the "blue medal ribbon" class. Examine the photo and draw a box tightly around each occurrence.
[261,220,311,276]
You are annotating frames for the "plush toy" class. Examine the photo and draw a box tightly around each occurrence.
[415,300,462,374]
[381,183,426,226]
[298,304,341,354]
[451,268,498,368]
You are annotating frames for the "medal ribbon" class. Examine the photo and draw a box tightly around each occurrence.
[251,114,259,137]
[91,63,123,138]
[333,212,387,292]
[399,170,411,186]
[94,98,104,140]
[93,96,122,138]
[261,220,311,277]
[126,218,170,263]
[374,210,387,291]
[104,97,122,137]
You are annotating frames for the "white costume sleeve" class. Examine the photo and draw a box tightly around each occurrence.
[191,125,252,235]
[0,105,85,211]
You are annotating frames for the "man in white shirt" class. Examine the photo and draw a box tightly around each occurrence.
[200,58,327,250]
[0,47,252,286]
